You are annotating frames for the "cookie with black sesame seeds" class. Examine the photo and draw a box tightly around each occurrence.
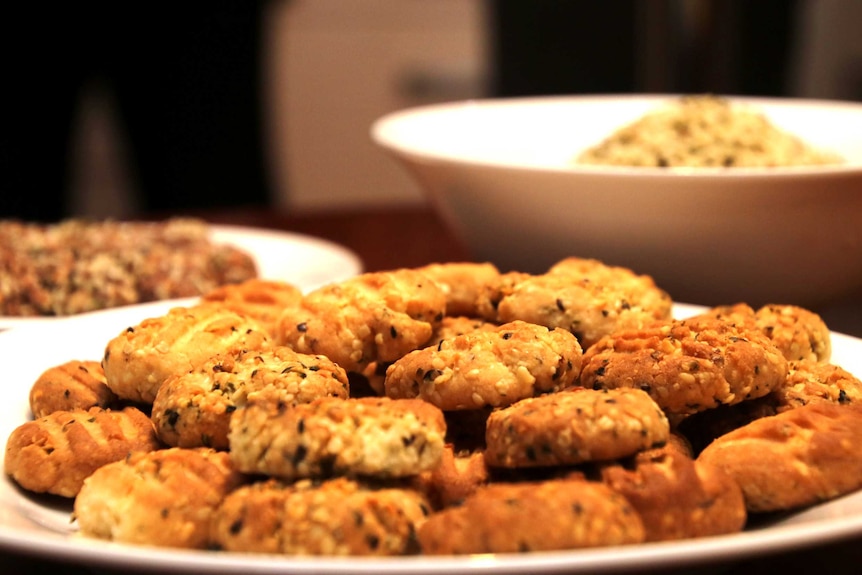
[484,387,670,469]
[210,476,431,556]
[28,359,117,419]
[693,302,832,363]
[493,257,673,349]
[596,443,746,542]
[276,269,446,375]
[74,447,244,549]
[102,305,270,404]
[5,406,160,498]
[197,278,304,339]
[151,345,349,449]
[412,443,489,510]
[384,320,582,411]
[228,395,446,480]
[579,315,788,417]
[417,476,645,554]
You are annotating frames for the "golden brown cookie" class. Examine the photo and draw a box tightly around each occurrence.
[697,401,862,512]
[4,406,160,498]
[417,477,645,554]
[415,261,502,318]
[74,447,244,548]
[385,320,583,411]
[493,257,673,349]
[151,345,349,449]
[102,305,270,404]
[197,278,303,338]
[695,303,831,363]
[28,360,116,419]
[229,396,446,480]
[678,359,862,453]
[210,477,431,556]
[580,315,788,417]
[412,444,489,509]
[597,445,747,541]
[484,388,669,468]
[277,269,446,374]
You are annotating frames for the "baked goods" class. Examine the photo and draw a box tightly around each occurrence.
[102,305,270,404]
[385,320,582,410]
[28,360,116,419]
[580,314,788,417]
[0,218,257,316]
[210,477,430,556]
[3,254,862,560]
[151,345,350,449]
[228,396,446,480]
[197,278,303,339]
[484,387,670,468]
[697,401,862,512]
[417,477,645,554]
[74,447,243,548]
[4,406,160,497]
[576,95,843,168]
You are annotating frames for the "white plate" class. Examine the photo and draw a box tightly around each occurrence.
[0,224,363,330]
[2,303,862,572]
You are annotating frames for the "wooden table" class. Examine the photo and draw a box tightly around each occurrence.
[4,205,862,574]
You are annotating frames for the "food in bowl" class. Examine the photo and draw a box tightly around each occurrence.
[0,218,258,316]
[576,95,843,168]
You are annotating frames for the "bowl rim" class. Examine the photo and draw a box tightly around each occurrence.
[370,93,862,180]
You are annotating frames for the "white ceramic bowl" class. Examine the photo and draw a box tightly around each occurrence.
[371,94,862,307]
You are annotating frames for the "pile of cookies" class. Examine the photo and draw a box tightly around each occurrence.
[5,259,862,556]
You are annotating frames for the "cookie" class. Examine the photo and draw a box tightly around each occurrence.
[28,360,116,419]
[4,406,160,497]
[415,262,502,318]
[697,401,862,512]
[384,320,583,410]
[277,269,446,374]
[412,444,489,509]
[210,477,430,556]
[678,359,862,453]
[580,315,788,417]
[198,278,303,338]
[695,303,831,363]
[102,305,270,404]
[597,445,747,541]
[229,396,446,480]
[417,477,645,554]
[484,387,669,468]
[151,345,349,449]
[494,257,673,349]
[74,447,243,548]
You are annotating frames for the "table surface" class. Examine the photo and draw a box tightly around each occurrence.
[3,205,862,574]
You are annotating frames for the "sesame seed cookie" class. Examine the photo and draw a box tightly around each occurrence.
[484,387,670,468]
[417,477,645,554]
[102,305,270,404]
[197,278,303,339]
[74,447,244,549]
[695,303,832,363]
[277,269,446,375]
[28,360,116,419]
[229,396,446,480]
[210,477,431,556]
[4,406,160,498]
[493,257,673,349]
[697,401,862,512]
[597,444,746,541]
[412,444,489,509]
[151,345,349,449]
[415,261,502,318]
[384,320,583,411]
[579,315,788,417]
